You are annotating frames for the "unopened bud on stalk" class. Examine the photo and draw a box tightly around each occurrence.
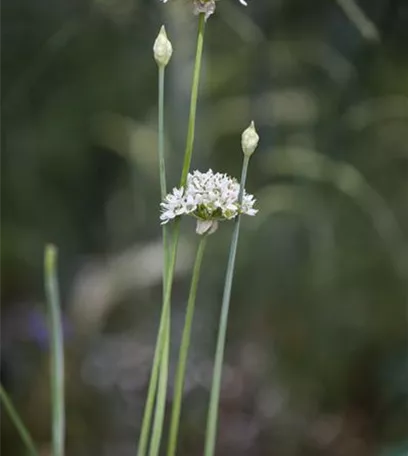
[241,121,259,157]
[153,25,173,67]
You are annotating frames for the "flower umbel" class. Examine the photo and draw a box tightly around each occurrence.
[160,169,257,235]
[161,0,248,21]
[193,0,216,20]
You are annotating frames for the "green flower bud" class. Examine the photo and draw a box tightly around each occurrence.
[153,25,173,67]
[241,121,259,157]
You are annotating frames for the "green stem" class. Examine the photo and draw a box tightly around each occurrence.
[204,155,250,456]
[0,384,39,456]
[137,220,179,456]
[158,65,167,201]
[148,310,170,456]
[44,244,65,456]
[137,64,169,456]
[180,13,206,188]
[158,64,171,446]
[167,236,207,456]
[148,64,172,456]
[158,63,171,428]
[138,13,207,456]
[146,224,178,456]
[136,329,161,456]
[150,15,206,454]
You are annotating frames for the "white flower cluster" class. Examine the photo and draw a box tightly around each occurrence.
[161,0,248,21]
[160,169,257,234]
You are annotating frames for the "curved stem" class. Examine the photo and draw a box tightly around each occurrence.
[0,384,39,456]
[167,236,207,456]
[204,155,250,456]
[180,13,206,188]
[44,244,65,456]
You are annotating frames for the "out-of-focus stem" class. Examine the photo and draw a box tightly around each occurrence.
[0,384,39,456]
[44,244,65,456]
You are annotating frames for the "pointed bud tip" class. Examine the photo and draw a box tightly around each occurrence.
[153,25,173,67]
[241,121,259,157]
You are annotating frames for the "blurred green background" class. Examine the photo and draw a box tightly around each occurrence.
[1,0,408,455]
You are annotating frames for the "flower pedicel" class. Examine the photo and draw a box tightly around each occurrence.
[160,169,257,235]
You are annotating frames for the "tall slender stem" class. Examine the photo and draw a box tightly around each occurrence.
[158,66,167,201]
[148,313,170,456]
[138,219,179,456]
[138,14,207,456]
[44,244,65,456]
[167,236,207,456]
[137,63,169,456]
[144,222,178,455]
[136,315,163,456]
[148,61,173,456]
[204,155,250,456]
[158,64,172,442]
[152,14,206,454]
[0,384,39,456]
[180,13,206,187]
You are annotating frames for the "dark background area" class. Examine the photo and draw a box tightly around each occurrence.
[1,0,408,455]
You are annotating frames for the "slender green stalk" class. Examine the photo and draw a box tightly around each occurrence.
[44,244,65,456]
[150,14,206,454]
[204,155,250,456]
[0,384,39,456]
[155,56,173,450]
[138,223,178,456]
[149,58,170,447]
[137,322,163,456]
[180,13,206,187]
[166,236,207,456]
[138,13,207,456]
[158,64,171,444]
[151,15,206,453]
[148,313,170,456]
[158,66,167,201]
[137,63,169,456]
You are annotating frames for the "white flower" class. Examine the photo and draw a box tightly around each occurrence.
[161,0,248,21]
[160,169,257,234]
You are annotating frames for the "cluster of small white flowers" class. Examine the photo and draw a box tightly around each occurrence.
[161,0,247,5]
[161,0,248,21]
[160,169,257,234]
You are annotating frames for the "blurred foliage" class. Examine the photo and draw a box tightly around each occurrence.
[1,0,408,455]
